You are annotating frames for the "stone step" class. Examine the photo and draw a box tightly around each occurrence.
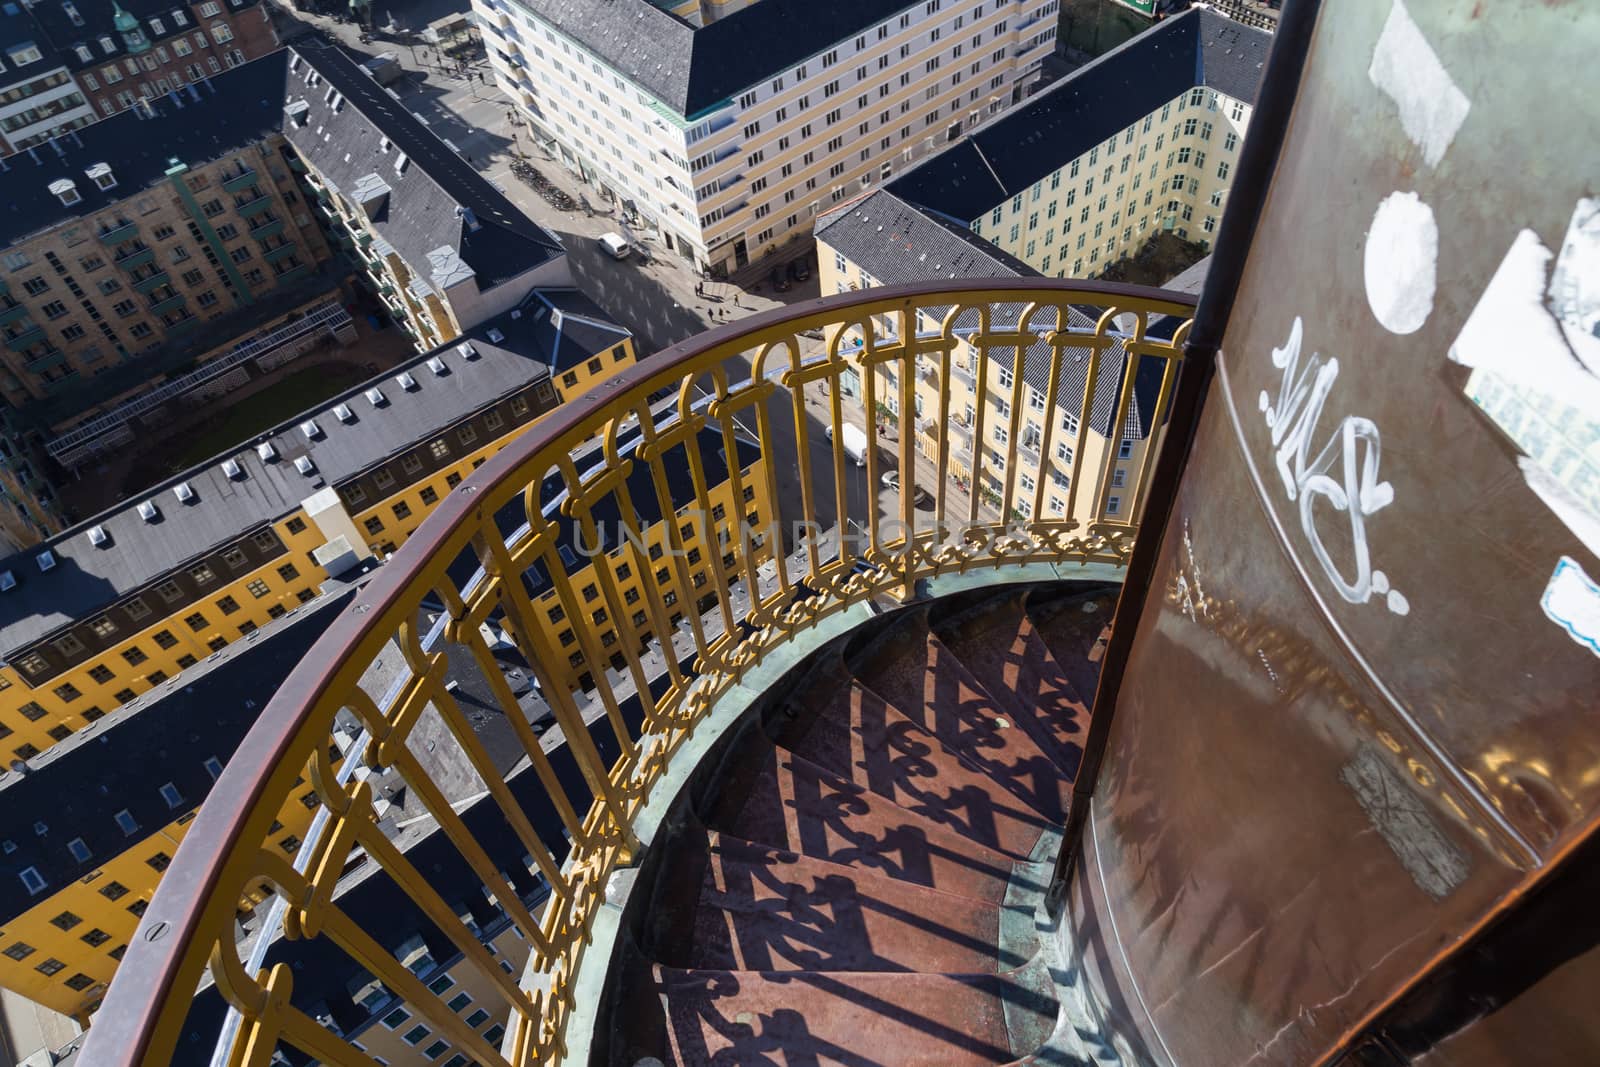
[768,654,1057,856]
[849,609,1071,824]
[935,591,1093,782]
[697,728,1024,904]
[655,966,1059,1066]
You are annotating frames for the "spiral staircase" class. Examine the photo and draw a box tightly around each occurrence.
[599,582,1116,1066]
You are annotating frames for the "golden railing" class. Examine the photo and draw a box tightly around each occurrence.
[84,280,1194,1066]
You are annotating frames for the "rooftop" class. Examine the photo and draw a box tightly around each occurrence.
[0,300,614,656]
[29,0,264,73]
[510,0,936,118]
[284,43,565,291]
[886,8,1272,221]
[0,582,357,924]
[0,54,289,249]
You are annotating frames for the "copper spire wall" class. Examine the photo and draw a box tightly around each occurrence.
[1065,1,1600,1063]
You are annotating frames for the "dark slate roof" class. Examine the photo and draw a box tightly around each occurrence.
[0,584,355,923]
[285,43,564,290]
[0,7,64,84]
[815,189,1170,441]
[886,8,1272,221]
[512,0,927,117]
[0,319,568,657]
[30,0,263,73]
[472,288,632,374]
[0,52,290,249]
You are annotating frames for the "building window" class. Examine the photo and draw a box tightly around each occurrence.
[247,579,270,598]
[99,880,129,900]
[152,629,178,649]
[147,852,172,872]
[392,501,412,520]
[277,563,299,582]
[50,911,82,932]
[122,646,148,666]
[88,664,115,684]
[183,612,208,632]
[53,682,81,702]
[216,595,240,615]
[33,957,64,976]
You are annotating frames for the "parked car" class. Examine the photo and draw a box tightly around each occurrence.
[597,232,631,260]
[770,265,792,292]
[882,469,933,505]
[789,257,811,282]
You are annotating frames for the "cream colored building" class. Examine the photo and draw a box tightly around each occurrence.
[476,0,1060,275]
[817,194,1165,524]
[883,6,1270,280]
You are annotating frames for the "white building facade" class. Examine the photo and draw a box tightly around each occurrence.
[476,0,1060,275]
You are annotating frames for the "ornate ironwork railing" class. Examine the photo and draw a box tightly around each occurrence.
[84,280,1194,1066]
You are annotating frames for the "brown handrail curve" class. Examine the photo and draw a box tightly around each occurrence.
[84,278,1196,1066]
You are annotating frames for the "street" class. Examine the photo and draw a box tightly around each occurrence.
[286,14,989,553]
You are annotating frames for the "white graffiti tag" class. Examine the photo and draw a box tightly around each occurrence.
[1259,317,1410,616]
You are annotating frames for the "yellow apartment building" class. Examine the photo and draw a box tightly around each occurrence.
[817,190,1167,523]
[0,292,635,767]
[0,584,357,1020]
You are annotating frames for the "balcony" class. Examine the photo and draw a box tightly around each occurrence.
[4,324,44,351]
[236,193,275,218]
[247,217,285,241]
[0,302,28,326]
[221,167,259,193]
[82,281,1194,1065]
[97,219,139,244]
[114,245,156,271]
[131,270,171,294]
[262,241,298,264]
[148,293,186,316]
[24,348,68,373]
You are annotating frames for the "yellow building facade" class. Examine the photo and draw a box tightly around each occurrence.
[0,326,640,764]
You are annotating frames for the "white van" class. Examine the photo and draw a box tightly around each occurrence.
[597,232,631,260]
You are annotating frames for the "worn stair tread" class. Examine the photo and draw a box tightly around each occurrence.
[663,844,1024,973]
[698,734,1024,903]
[1024,590,1116,703]
[655,966,1058,1067]
[934,595,1093,782]
[849,612,1071,823]
[768,657,1057,854]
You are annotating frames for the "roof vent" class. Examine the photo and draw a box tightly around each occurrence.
[456,341,478,360]
[365,386,386,406]
[0,571,14,592]
[36,549,56,572]
[426,356,447,376]
[484,328,503,344]
[88,525,109,547]
[294,456,316,476]
[222,458,243,479]
[174,481,196,504]
[301,419,322,440]
[137,499,159,522]
[396,371,418,390]
[334,402,355,423]
[257,441,278,461]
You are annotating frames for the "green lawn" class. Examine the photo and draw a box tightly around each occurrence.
[168,363,371,470]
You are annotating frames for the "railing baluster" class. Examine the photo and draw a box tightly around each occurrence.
[437,582,591,854]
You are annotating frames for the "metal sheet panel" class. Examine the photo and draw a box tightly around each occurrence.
[1070,1,1600,1062]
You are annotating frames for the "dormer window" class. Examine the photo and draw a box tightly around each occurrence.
[49,179,81,206]
[99,35,115,54]
[150,16,165,34]
[86,163,116,190]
